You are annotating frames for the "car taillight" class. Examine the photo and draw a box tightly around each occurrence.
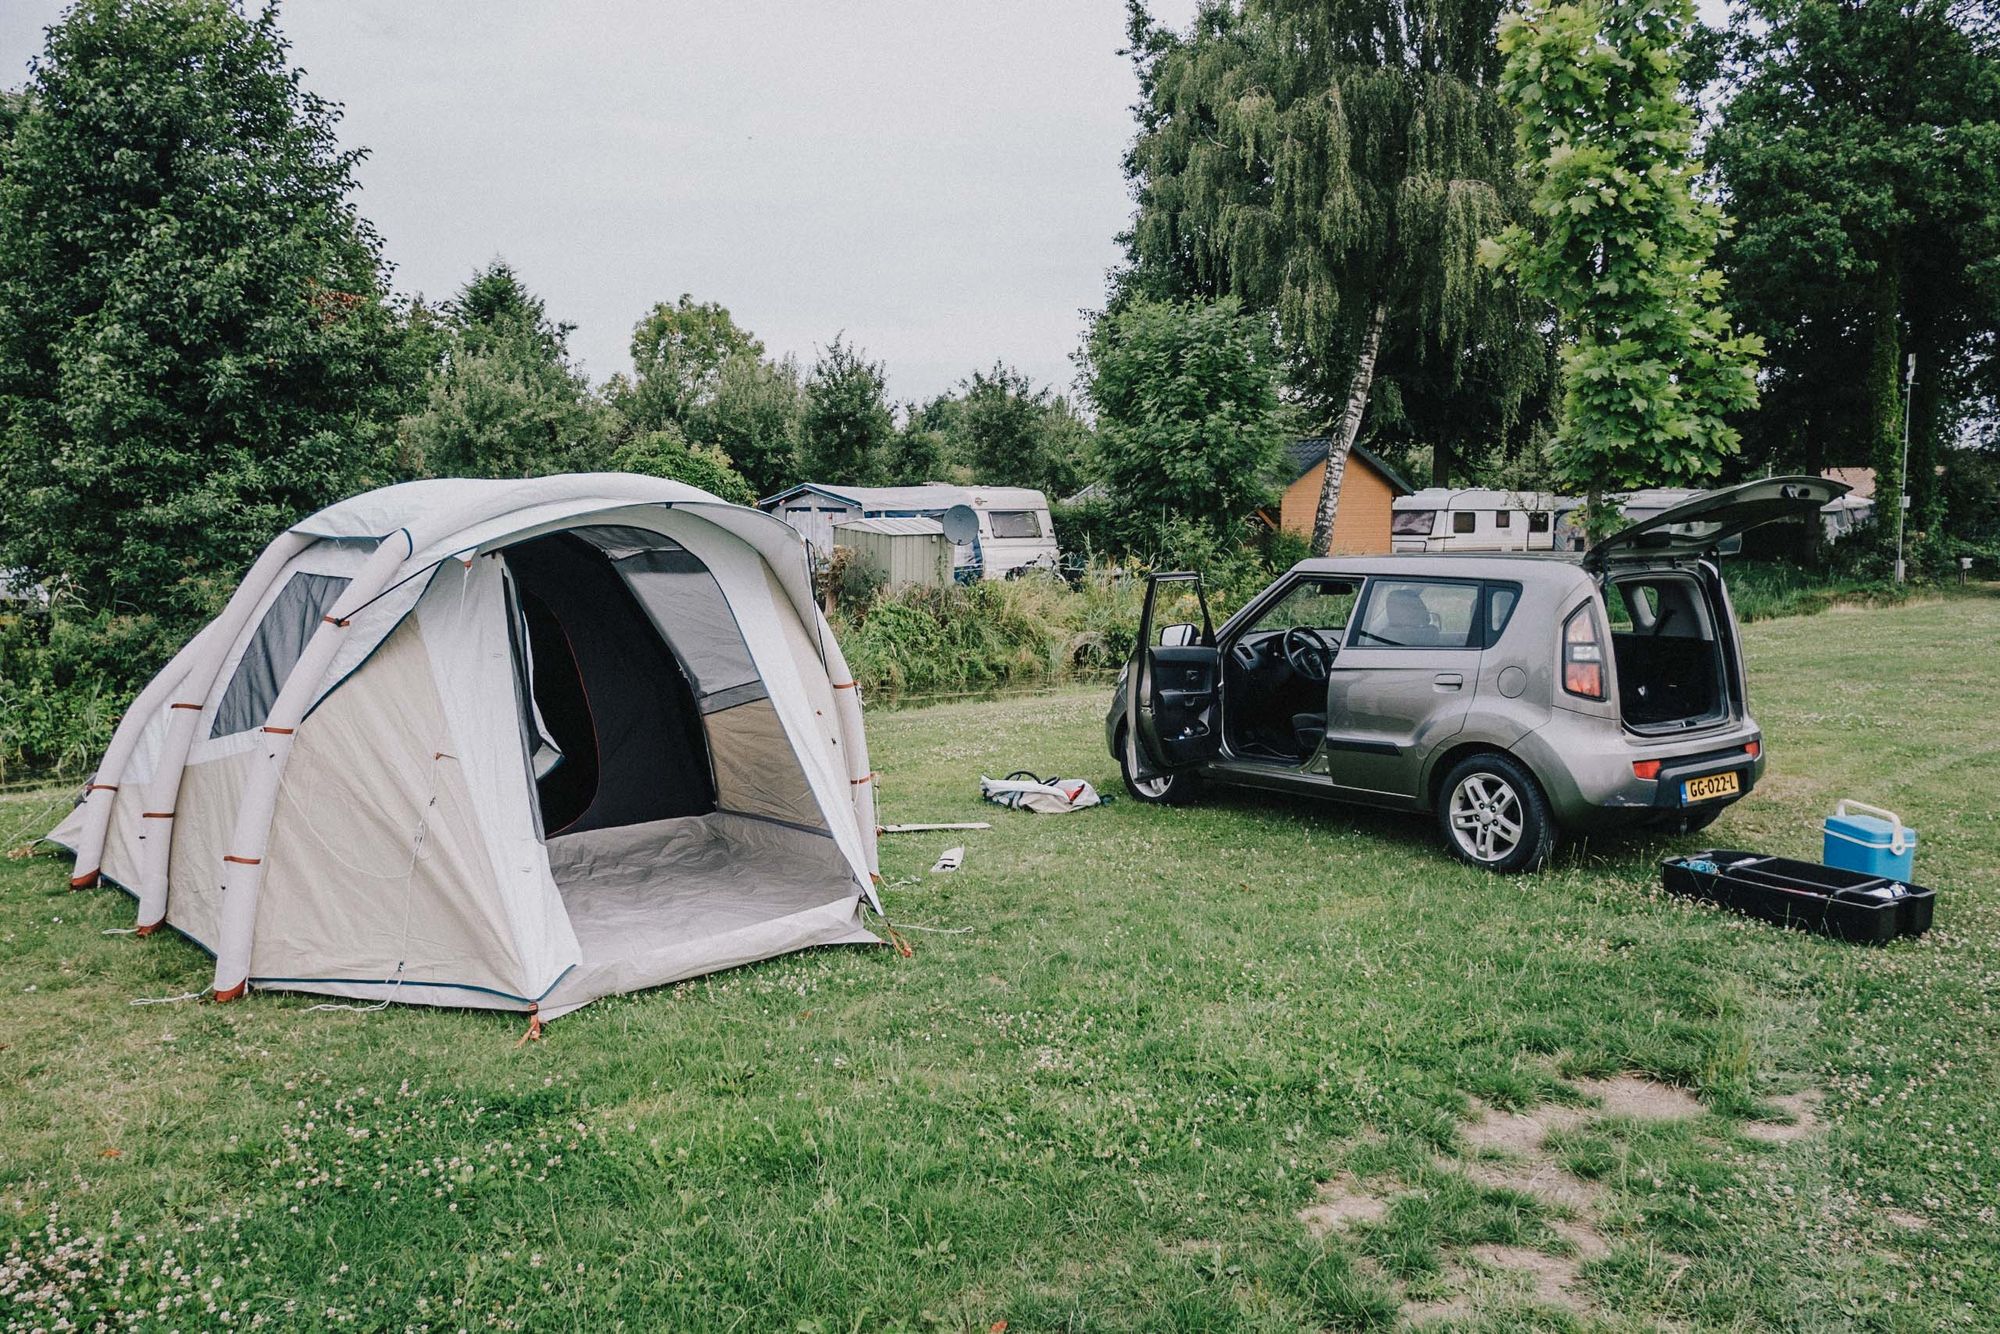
[1745,740,1760,759]
[1563,606,1605,700]
[1632,759,1662,780]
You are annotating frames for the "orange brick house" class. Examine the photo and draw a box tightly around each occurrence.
[1268,438,1414,554]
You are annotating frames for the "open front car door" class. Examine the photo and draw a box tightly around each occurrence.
[1123,572,1223,781]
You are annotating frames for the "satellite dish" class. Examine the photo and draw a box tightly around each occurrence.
[939,505,980,545]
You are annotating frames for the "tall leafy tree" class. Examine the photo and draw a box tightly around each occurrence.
[1121,0,1547,550]
[1707,0,2000,537]
[682,350,804,500]
[613,294,764,434]
[398,261,610,479]
[1485,0,1762,526]
[1083,296,1287,536]
[0,0,419,623]
[800,337,896,485]
[906,363,1098,497]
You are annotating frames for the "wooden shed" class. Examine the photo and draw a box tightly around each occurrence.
[833,516,953,588]
[1271,439,1415,554]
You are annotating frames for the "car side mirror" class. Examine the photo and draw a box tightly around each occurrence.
[1158,622,1199,648]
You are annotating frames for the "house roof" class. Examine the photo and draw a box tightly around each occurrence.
[1284,439,1415,495]
[760,481,1050,512]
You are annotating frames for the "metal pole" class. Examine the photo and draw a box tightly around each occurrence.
[1895,354,1914,584]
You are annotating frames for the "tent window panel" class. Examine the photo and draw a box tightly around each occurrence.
[613,551,763,703]
[211,572,352,738]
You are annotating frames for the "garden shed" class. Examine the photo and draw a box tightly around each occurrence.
[834,516,953,588]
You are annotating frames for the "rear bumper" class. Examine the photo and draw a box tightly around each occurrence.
[1515,712,1765,831]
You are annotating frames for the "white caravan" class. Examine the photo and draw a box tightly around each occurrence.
[761,482,1059,579]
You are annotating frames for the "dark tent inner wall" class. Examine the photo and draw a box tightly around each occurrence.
[503,532,714,835]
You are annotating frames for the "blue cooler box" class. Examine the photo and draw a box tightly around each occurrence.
[1823,801,1917,881]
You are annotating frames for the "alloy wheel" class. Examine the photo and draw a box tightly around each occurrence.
[1448,772,1524,864]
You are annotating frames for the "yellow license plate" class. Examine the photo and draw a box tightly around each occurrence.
[1681,771,1741,804]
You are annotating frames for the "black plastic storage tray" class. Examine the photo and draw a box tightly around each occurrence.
[1661,849,1935,943]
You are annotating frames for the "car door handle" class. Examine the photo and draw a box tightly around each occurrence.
[1433,672,1463,690]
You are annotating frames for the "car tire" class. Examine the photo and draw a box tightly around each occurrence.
[1116,726,1201,806]
[1437,752,1557,873]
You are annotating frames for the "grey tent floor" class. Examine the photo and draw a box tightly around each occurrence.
[539,812,873,1014]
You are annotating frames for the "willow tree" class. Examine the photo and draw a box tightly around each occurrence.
[1123,0,1546,554]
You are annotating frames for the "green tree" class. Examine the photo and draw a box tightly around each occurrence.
[800,337,895,485]
[613,294,765,434]
[398,261,610,479]
[1484,0,1762,527]
[606,426,755,505]
[681,350,804,499]
[1083,296,1286,537]
[1707,0,2000,540]
[1121,0,1547,548]
[0,0,419,624]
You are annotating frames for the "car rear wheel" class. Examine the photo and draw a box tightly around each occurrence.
[1438,753,1557,873]
[1117,726,1201,805]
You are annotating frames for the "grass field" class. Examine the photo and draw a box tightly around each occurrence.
[3,593,1997,1331]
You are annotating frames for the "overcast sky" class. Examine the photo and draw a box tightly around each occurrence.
[3,1,1209,403]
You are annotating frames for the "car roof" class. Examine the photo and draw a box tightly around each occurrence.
[1287,553,1593,587]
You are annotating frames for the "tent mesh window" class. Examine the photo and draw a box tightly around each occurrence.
[210,572,353,738]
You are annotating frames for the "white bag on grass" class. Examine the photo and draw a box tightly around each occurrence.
[979,773,1103,815]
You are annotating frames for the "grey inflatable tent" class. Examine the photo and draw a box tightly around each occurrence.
[49,475,882,1018]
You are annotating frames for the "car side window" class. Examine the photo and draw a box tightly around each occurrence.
[1352,579,1482,649]
[1247,578,1359,636]
[1487,585,1520,641]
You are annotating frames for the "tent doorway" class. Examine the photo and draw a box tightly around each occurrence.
[499,523,865,1012]
[502,531,715,836]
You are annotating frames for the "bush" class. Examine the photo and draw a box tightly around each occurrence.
[0,605,179,781]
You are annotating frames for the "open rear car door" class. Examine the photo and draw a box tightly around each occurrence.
[1123,572,1222,782]
[1584,476,1851,569]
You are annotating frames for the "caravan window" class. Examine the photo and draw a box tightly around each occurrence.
[1391,510,1436,536]
[1528,511,1551,533]
[989,510,1042,539]
[210,572,352,738]
[1452,512,1477,535]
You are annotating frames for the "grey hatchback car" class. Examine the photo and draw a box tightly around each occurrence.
[1106,477,1848,871]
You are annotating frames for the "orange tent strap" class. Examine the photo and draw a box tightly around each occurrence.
[213,980,246,1003]
[222,854,261,866]
[69,871,100,889]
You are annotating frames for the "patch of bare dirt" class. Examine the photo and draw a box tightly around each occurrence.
[1741,1089,1824,1144]
[1462,1155,1606,1214]
[1884,1209,1929,1232]
[1460,1098,1587,1155]
[1297,1172,1390,1236]
[1574,1073,1705,1121]
[1467,1244,1590,1311]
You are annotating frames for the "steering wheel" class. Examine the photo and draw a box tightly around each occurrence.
[1282,626,1335,683]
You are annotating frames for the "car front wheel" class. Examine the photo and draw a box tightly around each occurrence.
[1437,753,1557,873]
[1116,726,1201,805]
